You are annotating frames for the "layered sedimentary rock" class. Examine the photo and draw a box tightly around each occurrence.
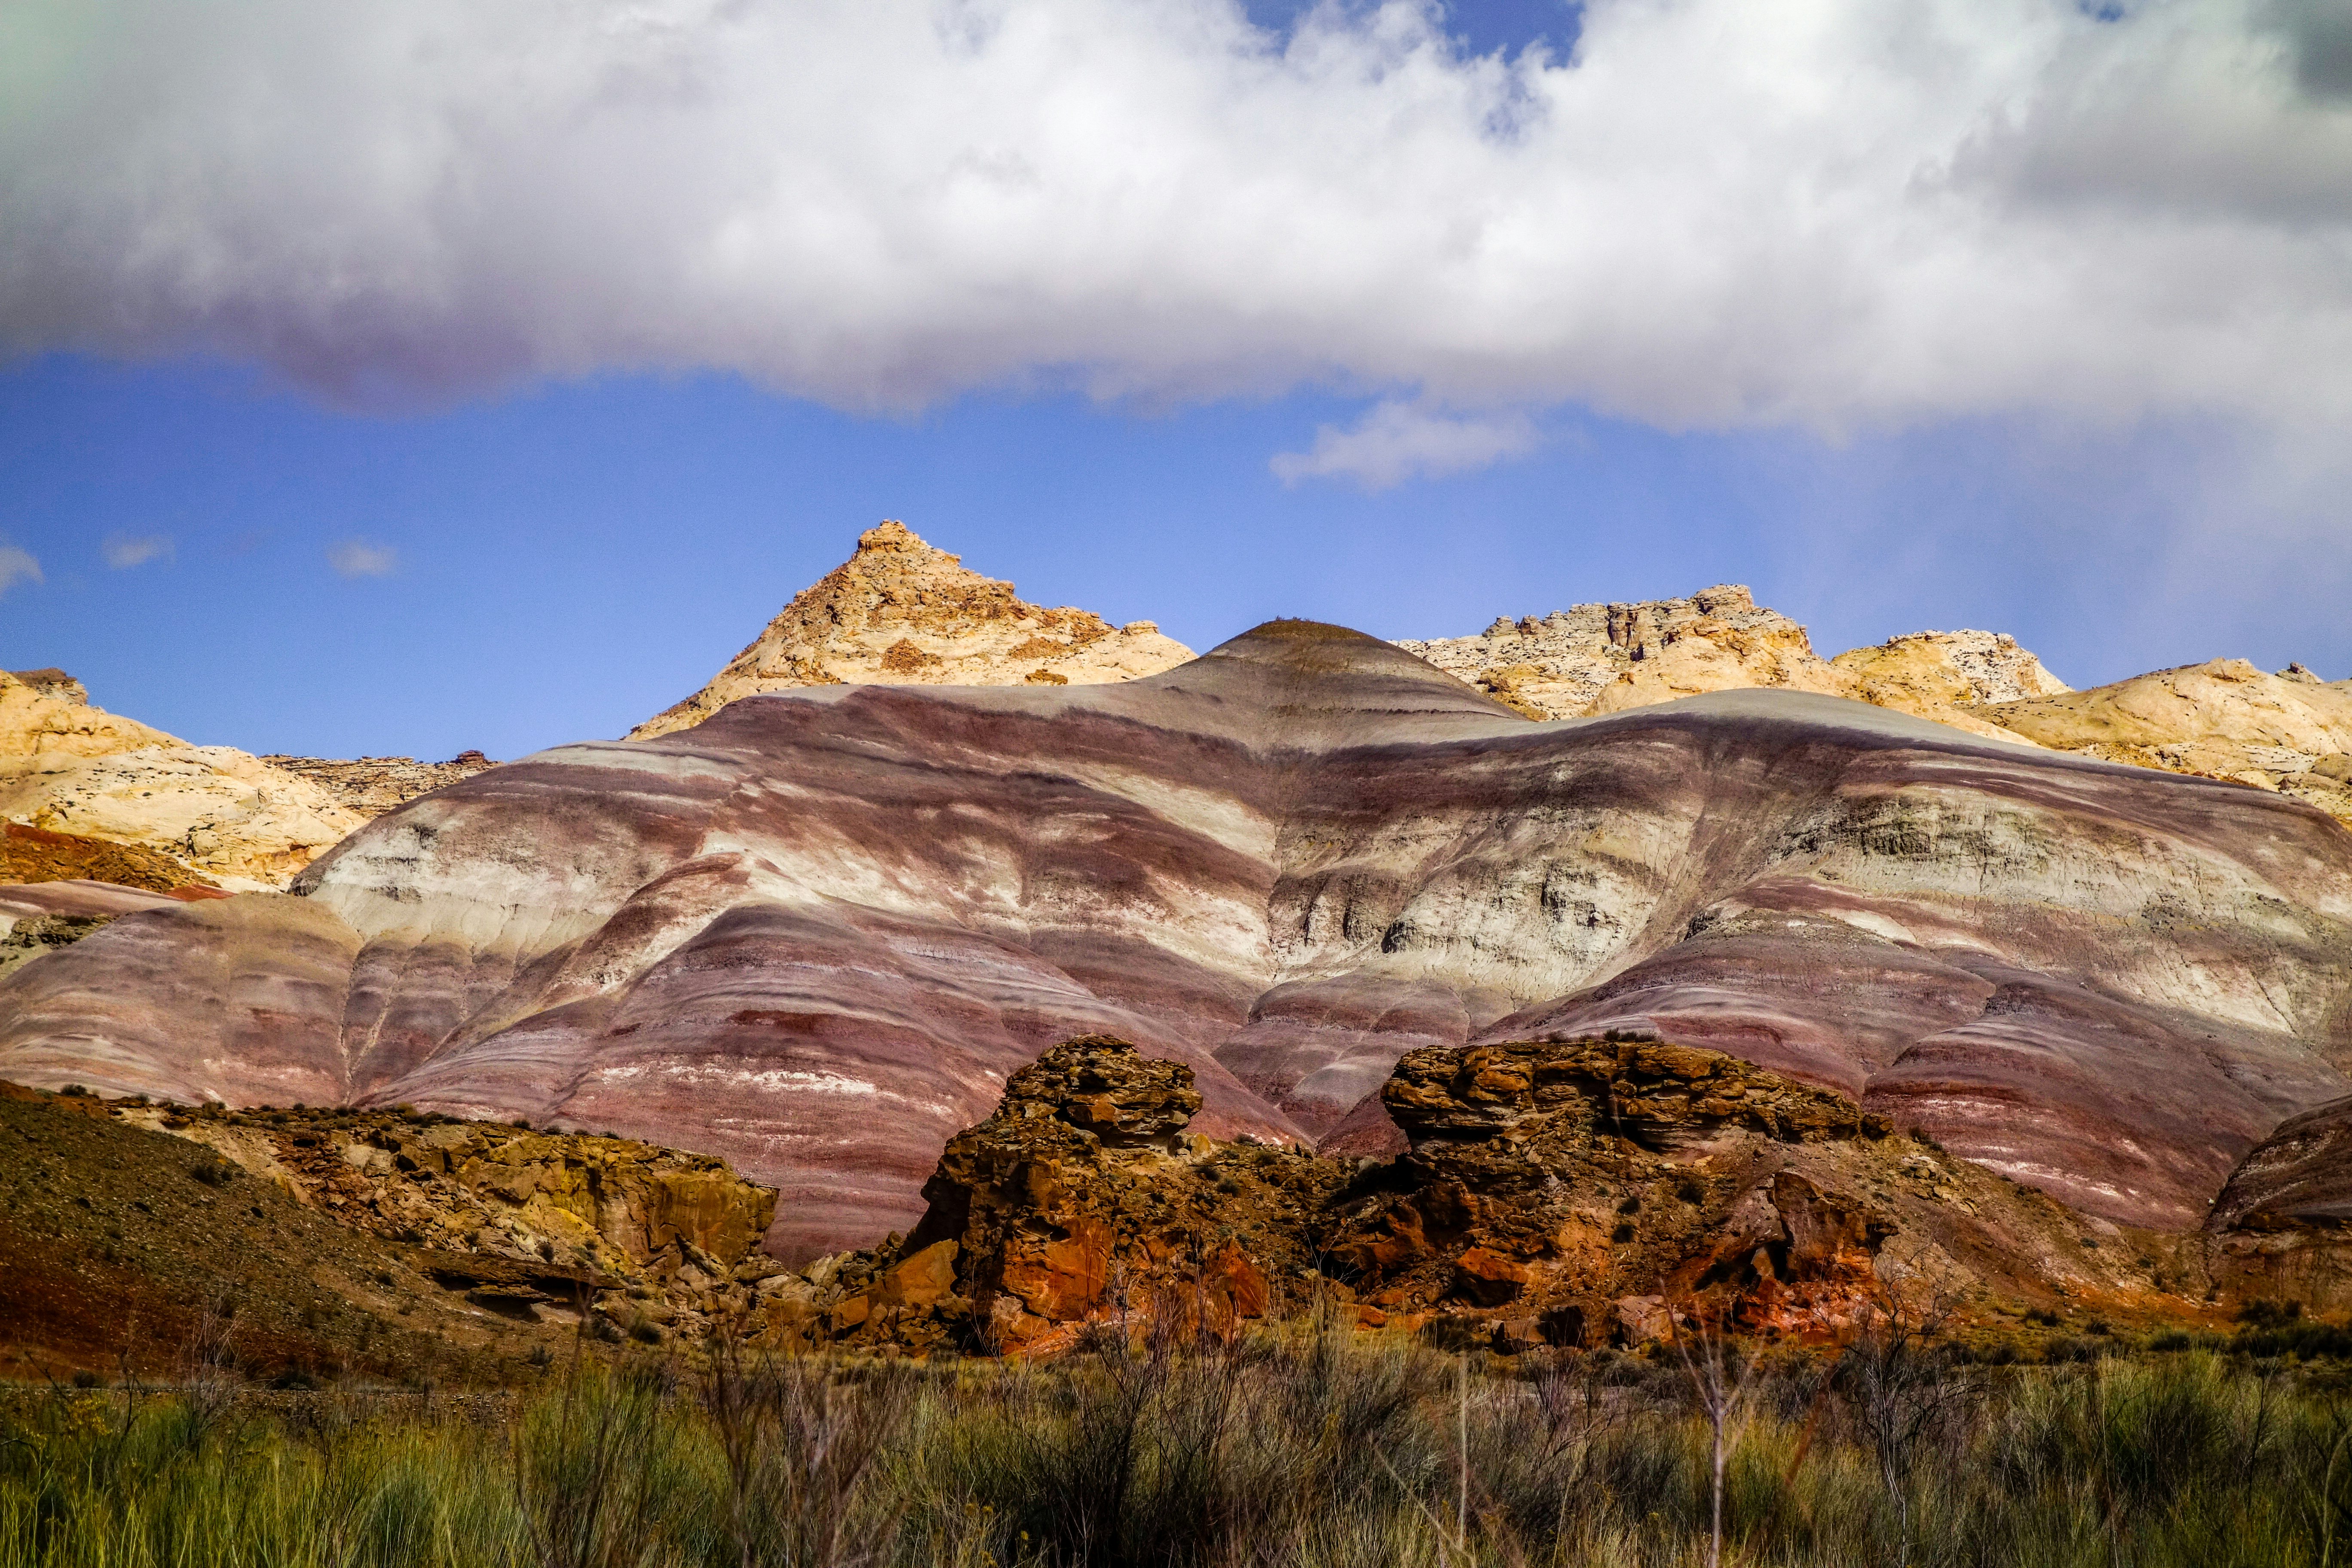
[785,1035,2154,1357]
[260,751,499,817]
[1395,594,2076,747]
[115,1101,776,1331]
[1396,586,1853,721]
[790,1036,1348,1354]
[0,669,363,886]
[2205,1093,2352,1309]
[0,821,218,893]
[3,622,2349,1259]
[631,521,1193,738]
[1406,591,2352,824]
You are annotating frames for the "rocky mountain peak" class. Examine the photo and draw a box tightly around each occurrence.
[1399,585,1842,720]
[629,521,1195,738]
[6,668,88,707]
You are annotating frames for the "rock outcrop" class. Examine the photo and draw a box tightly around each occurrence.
[0,669,364,887]
[2,667,179,759]
[1396,586,1853,721]
[0,915,116,983]
[1830,630,2073,743]
[1981,659,2352,827]
[4,622,2349,1260]
[117,1101,778,1333]
[1322,1038,2128,1340]
[777,1035,2166,1357]
[2206,1094,2352,1310]
[1832,630,2072,709]
[1404,596,2352,822]
[1395,594,2064,744]
[786,1035,1348,1354]
[630,521,1193,739]
[260,751,499,816]
[0,821,218,893]
[5,669,89,707]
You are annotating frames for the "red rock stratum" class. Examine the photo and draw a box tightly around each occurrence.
[3,621,2348,1258]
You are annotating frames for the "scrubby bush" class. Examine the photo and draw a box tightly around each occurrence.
[8,1328,2352,1566]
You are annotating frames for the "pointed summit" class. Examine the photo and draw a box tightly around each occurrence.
[630,521,1195,738]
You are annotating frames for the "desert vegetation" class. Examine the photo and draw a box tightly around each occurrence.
[7,1305,2352,1568]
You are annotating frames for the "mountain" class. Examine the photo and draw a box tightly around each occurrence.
[1,668,362,886]
[1981,658,2352,825]
[629,521,1194,739]
[1399,592,2352,825]
[1396,588,2071,746]
[260,751,500,816]
[2,667,500,891]
[5,620,2346,1264]
[1396,585,1856,721]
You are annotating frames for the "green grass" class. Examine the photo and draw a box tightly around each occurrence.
[6,1331,2352,1566]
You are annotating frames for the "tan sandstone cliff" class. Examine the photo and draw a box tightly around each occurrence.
[1981,659,2352,824]
[1395,589,2055,743]
[629,521,1195,739]
[1,670,363,888]
[1401,594,2352,825]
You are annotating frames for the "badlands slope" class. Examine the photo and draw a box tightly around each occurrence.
[4,620,2349,1261]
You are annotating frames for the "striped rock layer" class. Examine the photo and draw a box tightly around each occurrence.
[3,622,2349,1258]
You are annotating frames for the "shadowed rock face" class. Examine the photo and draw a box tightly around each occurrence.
[2207,1094,2352,1310]
[3,620,2350,1256]
[778,1035,2157,1360]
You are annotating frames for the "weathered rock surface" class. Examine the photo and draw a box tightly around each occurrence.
[630,521,1193,739]
[0,879,199,925]
[0,669,364,886]
[1396,595,2074,746]
[1401,592,2352,821]
[797,1035,2165,1356]
[1832,629,2071,708]
[2205,1093,2352,1309]
[0,914,120,983]
[1396,585,1853,721]
[260,751,499,816]
[793,1036,1345,1354]
[4,622,2349,1259]
[115,1101,776,1332]
[1830,630,2073,742]
[0,821,219,893]
[1,668,178,760]
[1323,1038,2136,1340]
[1983,659,2352,827]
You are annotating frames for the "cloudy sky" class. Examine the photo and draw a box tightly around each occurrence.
[2,0,2347,760]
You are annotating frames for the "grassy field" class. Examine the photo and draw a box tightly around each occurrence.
[6,1316,2352,1567]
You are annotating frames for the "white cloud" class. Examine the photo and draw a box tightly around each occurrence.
[101,533,172,568]
[1272,401,1540,488]
[0,0,2346,443]
[0,546,39,596]
[328,539,397,578]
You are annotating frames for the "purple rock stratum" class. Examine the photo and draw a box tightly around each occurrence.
[3,621,2349,1258]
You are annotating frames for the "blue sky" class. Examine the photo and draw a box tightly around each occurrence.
[4,352,2334,763]
[3,0,2347,761]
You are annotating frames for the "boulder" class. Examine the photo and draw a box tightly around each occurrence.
[815,1035,1347,1353]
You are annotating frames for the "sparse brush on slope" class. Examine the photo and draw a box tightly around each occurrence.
[9,1328,2352,1568]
